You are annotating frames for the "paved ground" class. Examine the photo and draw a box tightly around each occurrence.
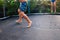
[0,15,60,40]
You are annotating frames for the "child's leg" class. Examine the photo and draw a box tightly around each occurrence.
[51,2,54,13]
[54,1,56,13]
[16,9,23,23]
[20,11,32,27]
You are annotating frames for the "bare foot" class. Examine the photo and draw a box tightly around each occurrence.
[27,21,32,28]
[16,19,22,23]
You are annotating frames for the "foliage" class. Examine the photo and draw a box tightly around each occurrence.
[0,0,60,18]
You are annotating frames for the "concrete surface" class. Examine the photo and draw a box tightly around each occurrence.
[0,15,60,40]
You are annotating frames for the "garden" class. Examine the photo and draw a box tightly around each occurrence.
[0,0,60,18]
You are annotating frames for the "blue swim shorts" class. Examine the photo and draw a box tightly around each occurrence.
[19,2,27,12]
[51,0,55,2]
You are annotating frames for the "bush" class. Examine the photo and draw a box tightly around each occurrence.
[0,0,4,18]
[6,0,20,16]
[30,0,37,13]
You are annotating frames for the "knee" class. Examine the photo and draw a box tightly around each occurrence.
[18,9,20,13]
[20,12,26,17]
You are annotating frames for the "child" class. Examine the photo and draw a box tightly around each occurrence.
[16,0,32,28]
[51,0,56,13]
